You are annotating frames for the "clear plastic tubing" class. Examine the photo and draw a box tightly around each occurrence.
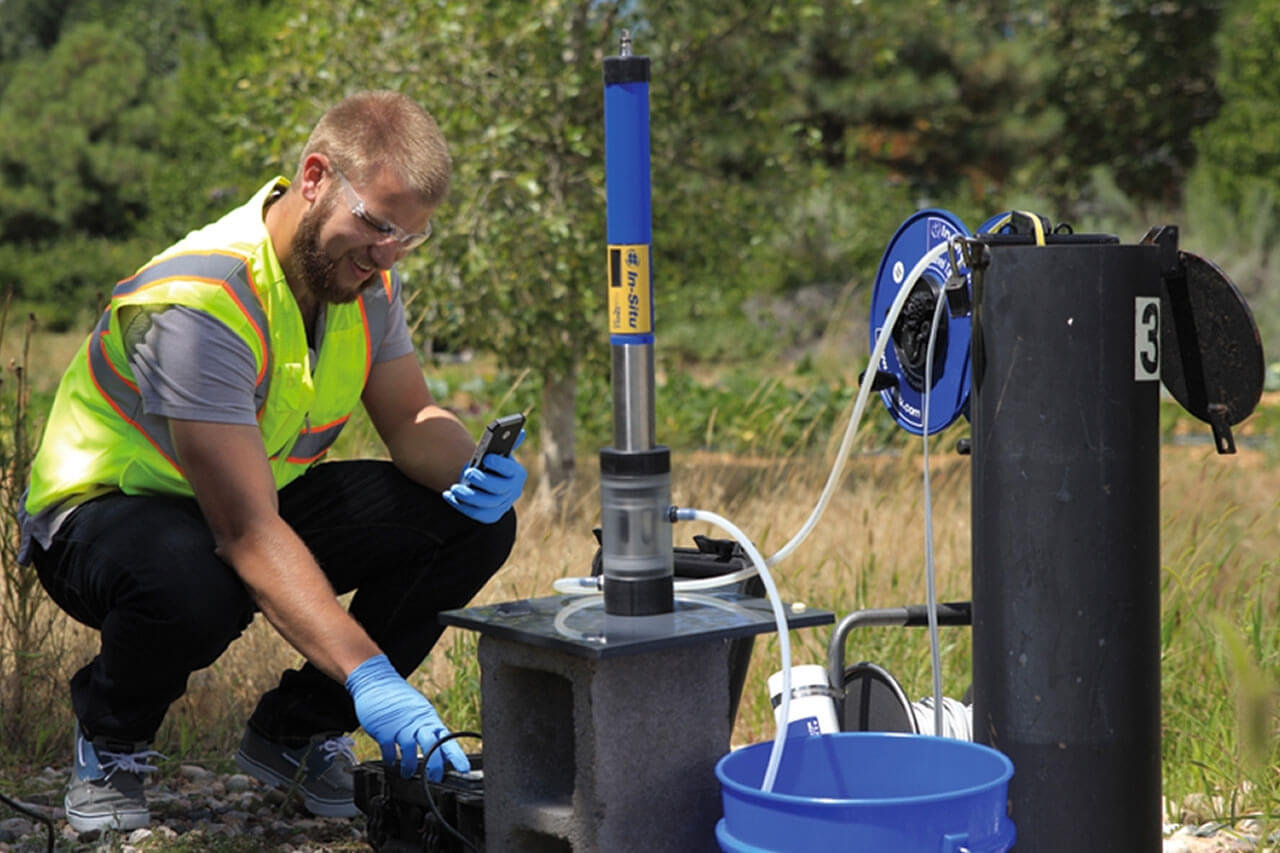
[551,239,956,597]
[670,506,792,793]
[921,289,948,737]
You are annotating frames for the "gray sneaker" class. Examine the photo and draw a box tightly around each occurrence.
[234,727,359,818]
[66,723,162,833]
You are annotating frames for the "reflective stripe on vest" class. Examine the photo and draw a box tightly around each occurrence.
[26,255,386,515]
[83,251,276,469]
[117,250,272,389]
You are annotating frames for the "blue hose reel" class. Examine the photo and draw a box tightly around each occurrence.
[871,209,1266,448]
[869,209,973,435]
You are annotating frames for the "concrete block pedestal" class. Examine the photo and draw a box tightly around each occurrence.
[479,635,730,852]
[442,593,832,853]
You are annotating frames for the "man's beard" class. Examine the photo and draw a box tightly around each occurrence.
[292,194,371,305]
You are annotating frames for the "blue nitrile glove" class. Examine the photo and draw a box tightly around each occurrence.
[345,654,469,781]
[442,429,527,524]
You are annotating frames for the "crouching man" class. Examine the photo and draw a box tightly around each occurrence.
[19,91,524,831]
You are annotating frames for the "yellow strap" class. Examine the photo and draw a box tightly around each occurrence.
[1014,210,1047,246]
[981,211,1046,246]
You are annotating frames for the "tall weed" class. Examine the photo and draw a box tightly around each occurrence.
[0,295,67,765]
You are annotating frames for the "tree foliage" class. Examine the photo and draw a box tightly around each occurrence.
[0,1,288,326]
[1034,0,1222,208]
[0,0,79,65]
[764,1,1059,201]
[0,24,162,325]
[0,24,158,242]
[1194,0,1280,217]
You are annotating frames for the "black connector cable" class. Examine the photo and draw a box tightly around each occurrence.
[421,731,483,853]
[0,789,55,853]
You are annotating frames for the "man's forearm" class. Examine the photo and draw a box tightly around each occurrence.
[217,518,380,682]
[382,405,476,492]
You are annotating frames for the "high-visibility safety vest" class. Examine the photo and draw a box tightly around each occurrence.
[25,178,398,517]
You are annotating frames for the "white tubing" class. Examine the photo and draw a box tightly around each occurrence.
[672,506,792,793]
[921,289,948,738]
[551,593,608,642]
[552,576,602,594]
[551,589,747,643]
[761,238,953,569]
[550,238,956,598]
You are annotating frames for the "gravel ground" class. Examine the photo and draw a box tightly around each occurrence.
[0,764,1272,851]
[1164,792,1279,853]
[0,763,369,852]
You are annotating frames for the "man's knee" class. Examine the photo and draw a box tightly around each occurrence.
[140,571,255,660]
[481,507,518,572]
[498,504,518,544]
[435,508,516,602]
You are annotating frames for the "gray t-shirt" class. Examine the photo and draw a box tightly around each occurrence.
[126,303,412,424]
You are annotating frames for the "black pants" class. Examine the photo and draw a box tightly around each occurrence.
[33,460,515,746]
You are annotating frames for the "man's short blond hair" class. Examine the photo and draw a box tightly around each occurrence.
[299,90,451,207]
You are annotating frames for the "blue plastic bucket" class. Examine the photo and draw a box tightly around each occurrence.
[716,732,1015,852]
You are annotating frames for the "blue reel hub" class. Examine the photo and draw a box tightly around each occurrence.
[869,209,972,435]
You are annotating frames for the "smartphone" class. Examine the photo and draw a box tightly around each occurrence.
[468,413,526,470]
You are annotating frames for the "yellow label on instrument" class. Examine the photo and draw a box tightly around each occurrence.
[607,244,652,335]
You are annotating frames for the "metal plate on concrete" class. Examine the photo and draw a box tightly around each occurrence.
[441,592,833,660]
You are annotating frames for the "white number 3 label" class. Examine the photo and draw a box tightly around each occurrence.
[1134,297,1161,381]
